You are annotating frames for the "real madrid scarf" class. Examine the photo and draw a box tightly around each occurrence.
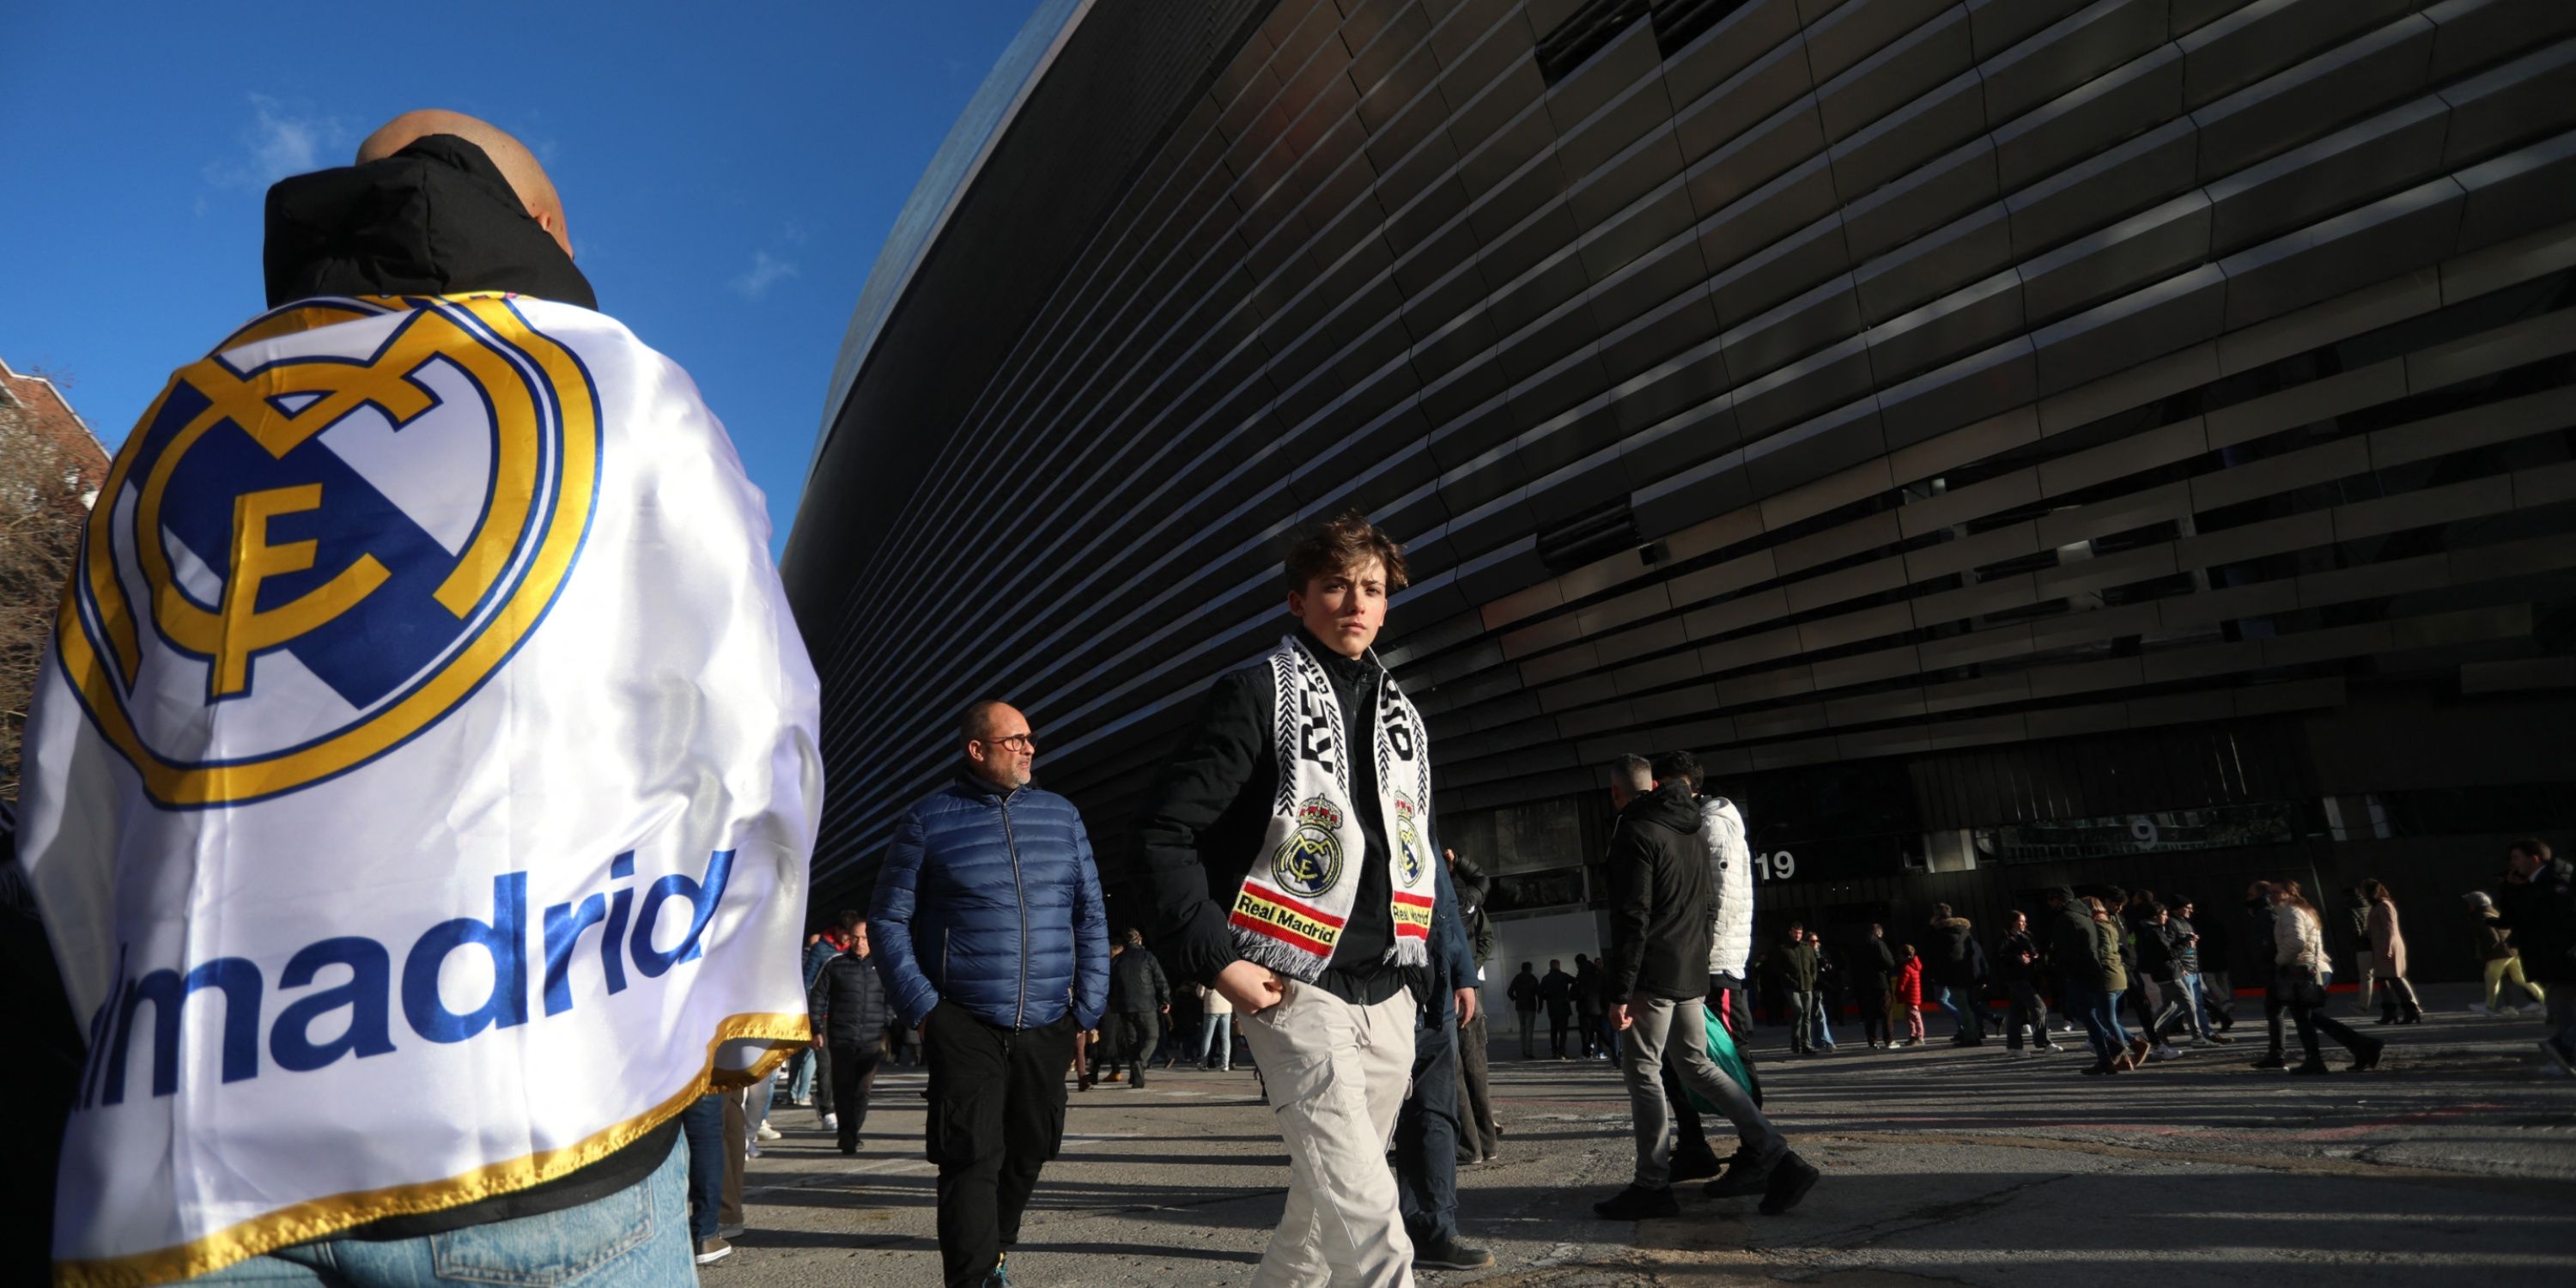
[17,292,820,1285]
[1226,635,1436,980]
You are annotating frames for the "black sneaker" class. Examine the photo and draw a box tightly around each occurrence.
[1413,1237,1495,1270]
[1668,1147,1725,1183]
[1703,1148,1774,1198]
[1593,1184,1680,1220]
[2349,1036,2384,1072]
[2251,1052,2287,1070]
[1759,1151,1820,1216]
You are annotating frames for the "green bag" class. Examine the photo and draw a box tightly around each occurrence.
[1685,1005,1763,1112]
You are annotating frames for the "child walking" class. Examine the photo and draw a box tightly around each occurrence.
[1894,946,1927,1046]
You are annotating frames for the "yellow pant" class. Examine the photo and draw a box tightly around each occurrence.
[2485,957,2545,1010]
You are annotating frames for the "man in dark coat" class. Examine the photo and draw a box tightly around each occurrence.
[1926,905,1984,1045]
[807,912,894,1154]
[1595,756,1816,1221]
[1574,954,1608,1059]
[2494,839,2576,1072]
[1104,930,1172,1088]
[1509,963,1541,1059]
[1449,849,1504,1163]
[1996,911,2058,1055]
[1540,959,1577,1059]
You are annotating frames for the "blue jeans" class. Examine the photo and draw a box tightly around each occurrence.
[2074,987,2129,1060]
[1808,993,1838,1049]
[2157,973,2218,1040]
[787,1046,817,1103]
[1930,984,1968,1036]
[1393,1003,1461,1248]
[191,1133,694,1285]
[1196,1012,1233,1067]
[678,1094,726,1242]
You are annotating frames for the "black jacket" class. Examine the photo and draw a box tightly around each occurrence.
[2240,897,2280,986]
[1604,783,1710,999]
[1109,945,1171,1015]
[1508,969,1540,1012]
[1453,854,1497,968]
[1928,917,1978,986]
[2041,900,2099,989]
[1538,968,1576,1015]
[264,134,596,310]
[1996,928,2040,983]
[808,950,893,1048]
[2135,919,2180,982]
[2166,914,2203,975]
[1137,632,1406,1005]
[2494,858,2576,983]
[1853,936,1896,985]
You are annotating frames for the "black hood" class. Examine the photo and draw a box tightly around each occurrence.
[262,134,596,310]
[1622,781,1702,835]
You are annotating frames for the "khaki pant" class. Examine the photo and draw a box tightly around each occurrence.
[2484,957,2545,1010]
[1236,982,1416,1288]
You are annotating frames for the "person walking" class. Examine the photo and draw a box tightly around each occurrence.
[1996,911,2058,1056]
[1134,512,1447,1285]
[1509,962,1542,1060]
[1926,905,1984,1045]
[804,920,854,1133]
[2131,902,2187,1062]
[1540,959,1577,1059]
[2360,881,2425,1024]
[1574,954,1608,1060]
[1648,750,1758,1183]
[2181,897,2237,1031]
[2491,840,2576,1074]
[1855,925,1897,1049]
[872,701,1110,1288]
[807,912,892,1155]
[1391,855,1494,1272]
[2271,881,2385,1074]
[2465,891,2545,1017]
[1807,931,1843,1054]
[1590,755,1818,1220]
[1893,946,1925,1045]
[1195,981,1238,1068]
[2345,888,2381,1018]
[1104,930,1173,1087]
[1449,849,1504,1164]
[1779,927,1820,1055]
[2153,902,2229,1048]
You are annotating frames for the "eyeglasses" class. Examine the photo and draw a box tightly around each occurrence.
[983,732,1036,751]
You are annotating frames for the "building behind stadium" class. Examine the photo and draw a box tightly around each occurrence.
[781,0,2576,999]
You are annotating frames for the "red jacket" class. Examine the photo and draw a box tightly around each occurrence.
[1893,958,1923,1005]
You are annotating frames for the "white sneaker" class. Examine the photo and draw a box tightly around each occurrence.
[2521,1005,2547,1016]
[2151,1044,2182,1061]
[756,1122,782,1142]
[2467,1003,2492,1017]
[745,1141,761,1158]
[820,1112,838,1132]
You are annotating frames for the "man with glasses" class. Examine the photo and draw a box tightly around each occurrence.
[872,702,1110,1287]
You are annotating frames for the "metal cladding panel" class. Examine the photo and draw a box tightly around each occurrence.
[787,0,2576,904]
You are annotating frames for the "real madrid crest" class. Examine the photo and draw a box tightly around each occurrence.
[1272,796,1346,898]
[54,295,601,808]
[1393,794,1426,888]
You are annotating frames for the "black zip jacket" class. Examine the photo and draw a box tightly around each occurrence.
[1109,946,1171,1015]
[1604,782,1710,1000]
[1137,630,1407,1005]
[1996,929,2040,983]
[808,950,894,1047]
[2494,858,2576,983]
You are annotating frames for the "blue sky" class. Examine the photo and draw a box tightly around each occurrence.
[0,1,1043,556]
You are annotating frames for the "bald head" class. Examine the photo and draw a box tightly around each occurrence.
[358,110,570,258]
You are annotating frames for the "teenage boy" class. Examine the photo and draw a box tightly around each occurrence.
[1139,511,1452,1285]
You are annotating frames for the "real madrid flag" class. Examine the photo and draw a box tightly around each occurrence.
[16,290,822,1284]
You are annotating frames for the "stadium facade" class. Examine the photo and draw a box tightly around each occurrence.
[783,0,2576,988]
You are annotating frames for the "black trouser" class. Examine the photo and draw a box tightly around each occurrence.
[2127,975,2165,1042]
[1858,978,1892,1045]
[1454,1008,1499,1159]
[1112,1010,1155,1079]
[1394,1003,1462,1248]
[1547,1009,1571,1057]
[1577,1010,1603,1057]
[922,1004,1078,1288]
[812,1041,835,1117]
[2200,970,2237,1027]
[827,1041,882,1152]
[2004,981,2049,1048]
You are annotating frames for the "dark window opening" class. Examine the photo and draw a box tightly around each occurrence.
[1535,0,1651,86]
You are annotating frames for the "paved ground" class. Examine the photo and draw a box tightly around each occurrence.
[713,983,2575,1285]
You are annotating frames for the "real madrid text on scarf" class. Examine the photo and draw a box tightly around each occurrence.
[16,131,820,1285]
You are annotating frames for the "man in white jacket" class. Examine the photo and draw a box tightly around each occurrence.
[1649,750,1760,1182]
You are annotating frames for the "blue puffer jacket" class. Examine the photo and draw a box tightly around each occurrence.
[871,773,1109,1031]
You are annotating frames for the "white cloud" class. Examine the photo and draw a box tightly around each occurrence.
[205,94,353,191]
[730,249,799,301]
